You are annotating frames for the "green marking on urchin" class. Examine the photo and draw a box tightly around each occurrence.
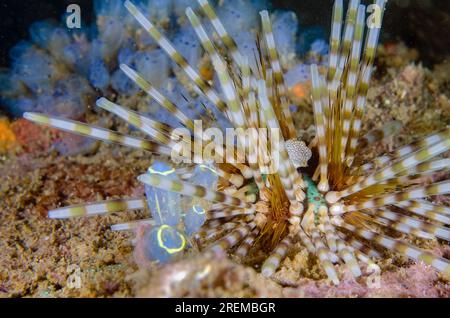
[304,175,327,225]
[247,182,260,195]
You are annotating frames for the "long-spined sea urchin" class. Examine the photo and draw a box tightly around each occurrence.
[24,0,449,284]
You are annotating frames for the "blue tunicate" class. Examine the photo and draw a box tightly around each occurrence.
[134,49,170,88]
[97,17,126,58]
[14,73,92,118]
[89,38,106,61]
[30,21,56,48]
[117,46,136,65]
[144,161,183,227]
[61,38,91,75]
[180,164,218,236]
[176,164,218,237]
[144,224,187,263]
[184,204,207,237]
[94,0,142,30]
[308,39,329,64]
[0,71,24,98]
[111,70,140,95]
[136,29,157,48]
[34,93,77,118]
[272,11,298,63]
[146,0,172,24]
[52,74,92,117]
[94,0,122,16]
[310,39,329,56]
[89,59,110,91]
[172,26,202,68]
[189,163,219,188]
[53,95,87,118]
[10,42,62,94]
[31,21,71,58]
[216,0,267,38]
[55,74,93,98]
[48,28,72,58]
[234,31,259,73]
[93,0,141,55]
[32,94,53,114]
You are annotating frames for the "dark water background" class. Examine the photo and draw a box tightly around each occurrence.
[0,0,448,68]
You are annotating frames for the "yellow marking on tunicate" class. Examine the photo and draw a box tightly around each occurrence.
[198,164,218,176]
[193,205,206,215]
[157,225,186,254]
[148,166,175,176]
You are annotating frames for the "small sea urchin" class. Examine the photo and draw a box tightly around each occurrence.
[24,0,449,285]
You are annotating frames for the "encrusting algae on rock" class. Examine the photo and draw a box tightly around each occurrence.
[0,118,17,154]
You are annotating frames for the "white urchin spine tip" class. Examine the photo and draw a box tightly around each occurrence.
[330,203,345,215]
[326,191,341,204]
